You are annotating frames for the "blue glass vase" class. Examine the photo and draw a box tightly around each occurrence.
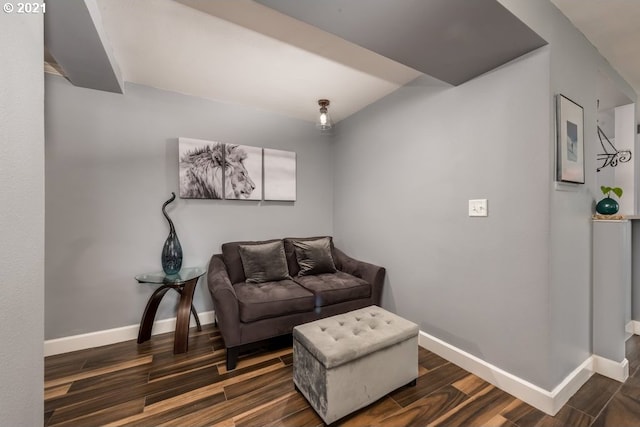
[161,192,183,275]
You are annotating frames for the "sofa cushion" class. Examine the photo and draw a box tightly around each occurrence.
[293,237,337,276]
[234,279,315,323]
[222,239,281,284]
[294,271,371,307]
[239,240,291,284]
[284,236,337,277]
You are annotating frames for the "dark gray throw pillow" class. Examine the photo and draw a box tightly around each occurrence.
[238,240,291,284]
[293,237,337,276]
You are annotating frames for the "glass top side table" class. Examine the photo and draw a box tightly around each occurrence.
[135,266,205,354]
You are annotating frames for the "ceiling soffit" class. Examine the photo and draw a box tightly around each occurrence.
[45,0,123,93]
[255,0,548,86]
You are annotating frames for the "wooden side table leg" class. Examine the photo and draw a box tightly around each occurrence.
[138,285,171,344]
[174,278,198,354]
[190,304,202,331]
[174,288,201,331]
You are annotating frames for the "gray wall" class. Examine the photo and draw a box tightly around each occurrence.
[593,221,630,363]
[333,50,554,388]
[502,0,636,388]
[0,12,45,426]
[45,75,334,339]
[333,0,637,391]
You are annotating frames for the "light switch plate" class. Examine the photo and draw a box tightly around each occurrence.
[469,199,488,217]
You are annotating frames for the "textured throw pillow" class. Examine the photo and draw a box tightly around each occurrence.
[238,240,291,284]
[293,237,337,276]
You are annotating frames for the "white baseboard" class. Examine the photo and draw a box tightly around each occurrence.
[418,330,593,416]
[592,355,629,382]
[44,310,215,357]
[628,320,640,335]
[549,357,594,415]
[626,321,634,340]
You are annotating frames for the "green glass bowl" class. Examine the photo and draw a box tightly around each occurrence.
[596,197,619,215]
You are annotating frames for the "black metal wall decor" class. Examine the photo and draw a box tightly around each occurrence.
[597,126,632,172]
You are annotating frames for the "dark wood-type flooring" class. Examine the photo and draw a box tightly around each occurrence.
[44,325,640,426]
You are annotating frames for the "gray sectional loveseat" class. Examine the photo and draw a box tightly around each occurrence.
[207,236,385,370]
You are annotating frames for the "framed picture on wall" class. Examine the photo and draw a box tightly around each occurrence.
[556,94,585,184]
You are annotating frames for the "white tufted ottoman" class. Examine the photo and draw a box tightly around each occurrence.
[293,306,418,424]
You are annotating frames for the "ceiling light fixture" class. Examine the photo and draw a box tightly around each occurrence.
[316,99,333,131]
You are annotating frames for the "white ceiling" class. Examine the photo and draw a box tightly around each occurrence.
[94,0,424,124]
[551,0,640,100]
[87,0,544,125]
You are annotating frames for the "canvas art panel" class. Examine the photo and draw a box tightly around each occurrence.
[223,144,263,201]
[179,137,225,199]
[179,138,263,200]
[264,148,296,201]
[556,94,585,184]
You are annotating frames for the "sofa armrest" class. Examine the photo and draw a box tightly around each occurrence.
[334,248,386,306]
[207,254,241,347]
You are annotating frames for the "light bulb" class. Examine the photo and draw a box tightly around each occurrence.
[316,99,332,131]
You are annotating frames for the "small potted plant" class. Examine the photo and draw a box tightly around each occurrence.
[596,186,623,215]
